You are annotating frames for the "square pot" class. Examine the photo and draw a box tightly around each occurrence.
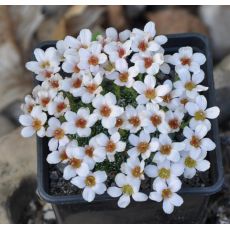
[36,33,224,223]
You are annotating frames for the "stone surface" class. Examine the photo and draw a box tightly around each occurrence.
[213,55,230,123]
[107,6,127,30]
[0,115,17,137]
[146,8,208,35]
[199,6,230,60]
[0,128,36,223]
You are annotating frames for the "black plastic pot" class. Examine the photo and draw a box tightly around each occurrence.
[36,33,224,223]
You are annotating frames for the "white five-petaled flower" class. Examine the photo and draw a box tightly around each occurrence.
[183,125,216,159]
[46,117,69,151]
[108,59,139,88]
[165,46,206,73]
[21,95,36,114]
[128,130,159,160]
[19,106,47,138]
[107,173,148,208]
[180,151,210,179]
[56,38,69,62]
[144,160,184,185]
[121,157,145,180]
[62,54,81,74]
[165,110,184,133]
[131,52,164,75]
[95,132,126,162]
[142,103,169,134]
[64,108,98,137]
[186,95,220,130]
[82,136,106,170]
[108,113,126,135]
[174,69,208,99]
[26,47,60,81]
[79,43,107,74]
[63,144,90,180]
[133,75,170,104]
[71,170,107,202]
[61,73,84,97]
[105,27,131,43]
[42,73,63,92]
[92,92,124,129]
[153,134,185,163]
[48,93,70,117]
[170,92,192,113]
[149,178,183,214]
[80,72,103,104]
[124,105,145,133]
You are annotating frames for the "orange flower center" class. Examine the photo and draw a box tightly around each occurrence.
[194,110,206,121]
[86,83,97,94]
[168,118,180,129]
[115,117,124,128]
[180,98,188,106]
[184,156,197,168]
[144,57,153,68]
[185,81,196,91]
[60,151,68,161]
[70,158,82,168]
[145,89,156,100]
[85,176,96,187]
[44,71,52,78]
[190,135,201,148]
[132,166,142,178]
[32,119,42,131]
[100,105,111,117]
[50,80,59,89]
[53,128,65,140]
[88,55,99,66]
[162,93,172,103]
[119,72,129,82]
[150,114,162,126]
[85,146,94,157]
[105,140,116,153]
[137,142,149,153]
[27,104,34,113]
[75,118,87,128]
[138,41,148,52]
[160,144,172,155]
[56,102,67,113]
[72,78,82,88]
[73,65,80,73]
[118,48,126,58]
[162,188,172,199]
[180,57,191,66]
[128,116,140,127]
[41,61,50,69]
[41,97,50,107]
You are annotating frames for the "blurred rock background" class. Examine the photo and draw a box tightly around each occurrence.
[1,5,230,224]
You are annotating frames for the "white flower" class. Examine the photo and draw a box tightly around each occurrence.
[61,73,84,97]
[165,109,184,133]
[81,72,103,104]
[185,95,220,130]
[131,52,164,75]
[92,92,124,129]
[124,105,145,133]
[48,93,70,117]
[21,95,36,114]
[19,106,47,138]
[62,54,81,74]
[170,92,192,113]
[133,75,170,104]
[183,125,216,159]
[63,144,90,180]
[46,117,69,151]
[82,136,106,169]
[131,21,167,53]
[128,130,159,160]
[107,173,148,208]
[42,73,63,92]
[142,103,169,134]
[107,59,139,88]
[121,157,145,180]
[153,134,185,163]
[108,114,126,135]
[46,143,71,164]
[180,151,210,179]
[165,46,206,73]
[104,40,132,63]
[94,132,126,162]
[144,160,184,184]
[56,38,69,62]
[174,69,208,99]
[71,171,107,202]
[64,108,98,137]
[35,86,57,111]
[79,43,107,74]
[25,47,60,81]
[105,27,131,43]
[149,178,183,214]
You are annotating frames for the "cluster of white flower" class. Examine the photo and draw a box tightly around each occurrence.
[19,21,220,214]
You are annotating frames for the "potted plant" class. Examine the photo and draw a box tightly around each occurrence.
[19,22,224,224]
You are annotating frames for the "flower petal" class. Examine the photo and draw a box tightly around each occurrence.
[82,187,95,202]
[107,186,122,197]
